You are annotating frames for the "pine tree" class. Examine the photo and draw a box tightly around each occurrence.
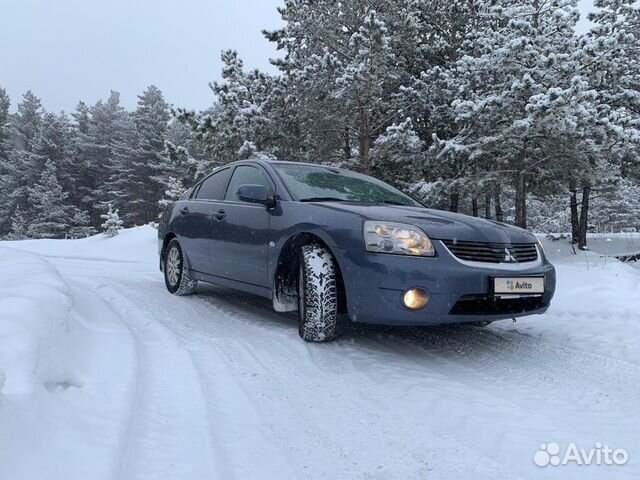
[106,86,170,224]
[0,87,10,162]
[371,118,424,186]
[13,91,43,152]
[88,91,132,224]
[71,101,96,215]
[26,160,76,239]
[158,176,185,208]
[7,206,28,240]
[442,0,591,228]
[265,1,405,172]
[0,91,45,235]
[34,112,79,201]
[101,203,123,237]
[174,52,277,170]
[0,87,12,235]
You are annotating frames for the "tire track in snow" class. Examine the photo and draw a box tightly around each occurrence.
[87,282,223,480]
[105,281,298,480]
[114,280,530,479]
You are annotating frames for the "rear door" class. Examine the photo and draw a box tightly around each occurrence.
[210,164,274,287]
[178,167,231,273]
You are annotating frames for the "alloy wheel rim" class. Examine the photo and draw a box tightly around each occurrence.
[166,247,181,286]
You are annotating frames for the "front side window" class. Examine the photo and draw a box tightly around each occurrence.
[225,166,272,202]
[274,164,419,206]
[195,167,231,200]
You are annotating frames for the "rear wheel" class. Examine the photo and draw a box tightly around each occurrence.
[164,239,197,295]
[297,244,338,342]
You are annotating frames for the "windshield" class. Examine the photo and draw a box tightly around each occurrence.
[273,164,420,206]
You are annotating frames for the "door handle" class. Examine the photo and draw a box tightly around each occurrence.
[180,206,189,215]
[214,209,226,220]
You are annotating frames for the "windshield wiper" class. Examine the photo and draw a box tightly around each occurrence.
[299,197,347,202]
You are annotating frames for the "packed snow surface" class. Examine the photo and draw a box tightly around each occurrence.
[1,227,638,479]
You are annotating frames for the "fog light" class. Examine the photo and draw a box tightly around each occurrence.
[403,288,429,310]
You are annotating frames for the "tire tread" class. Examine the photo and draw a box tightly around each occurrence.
[299,244,338,342]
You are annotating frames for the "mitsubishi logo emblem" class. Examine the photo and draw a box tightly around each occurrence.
[504,247,517,263]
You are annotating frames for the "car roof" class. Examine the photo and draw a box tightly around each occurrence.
[245,159,347,170]
[207,159,349,177]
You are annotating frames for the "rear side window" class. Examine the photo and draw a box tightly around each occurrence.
[195,168,231,200]
[225,166,272,202]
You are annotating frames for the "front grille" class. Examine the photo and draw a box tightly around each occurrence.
[442,240,538,264]
[450,294,546,315]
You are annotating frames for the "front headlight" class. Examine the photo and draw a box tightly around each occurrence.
[364,221,435,257]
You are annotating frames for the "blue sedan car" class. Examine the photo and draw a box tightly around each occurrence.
[159,160,556,342]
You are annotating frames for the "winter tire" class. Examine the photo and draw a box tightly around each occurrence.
[297,244,338,342]
[164,239,197,295]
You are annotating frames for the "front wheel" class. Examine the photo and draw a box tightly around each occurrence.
[297,244,338,342]
[164,239,197,295]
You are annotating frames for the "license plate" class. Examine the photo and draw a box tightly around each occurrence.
[494,277,544,294]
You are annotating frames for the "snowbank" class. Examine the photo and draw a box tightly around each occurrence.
[538,231,640,259]
[497,234,640,364]
[0,248,74,395]
[2,225,158,265]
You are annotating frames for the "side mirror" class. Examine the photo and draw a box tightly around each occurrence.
[237,184,276,208]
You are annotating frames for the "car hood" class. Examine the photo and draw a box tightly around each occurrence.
[315,203,536,244]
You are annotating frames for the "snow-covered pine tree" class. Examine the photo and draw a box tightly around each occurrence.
[406,0,489,213]
[34,112,79,204]
[106,86,170,225]
[212,50,273,155]
[0,87,12,235]
[101,203,124,237]
[158,176,184,208]
[562,0,640,246]
[174,51,277,170]
[68,210,95,239]
[371,118,424,186]
[71,101,99,220]
[88,91,132,225]
[265,1,404,173]
[26,160,76,239]
[163,119,211,178]
[445,0,590,228]
[0,88,9,163]
[12,91,43,152]
[6,206,28,240]
[0,91,45,235]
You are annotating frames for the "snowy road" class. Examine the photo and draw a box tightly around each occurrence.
[1,228,639,480]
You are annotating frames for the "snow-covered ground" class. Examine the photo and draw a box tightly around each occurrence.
[1,227,638,480]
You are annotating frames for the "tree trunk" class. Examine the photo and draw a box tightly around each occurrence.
[578,185,590,250]
[343,127,351,160]
[484,193,491,219]
[472,197,479,217]
[494,186,504,222]
[514,171,527,229]
[449,189,459,213]
[569,187,579,244]
[358,103,371,174]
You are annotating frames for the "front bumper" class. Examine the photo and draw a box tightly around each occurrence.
[337,240,556,326]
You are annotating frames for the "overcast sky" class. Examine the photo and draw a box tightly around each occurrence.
[1,0,595,113]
